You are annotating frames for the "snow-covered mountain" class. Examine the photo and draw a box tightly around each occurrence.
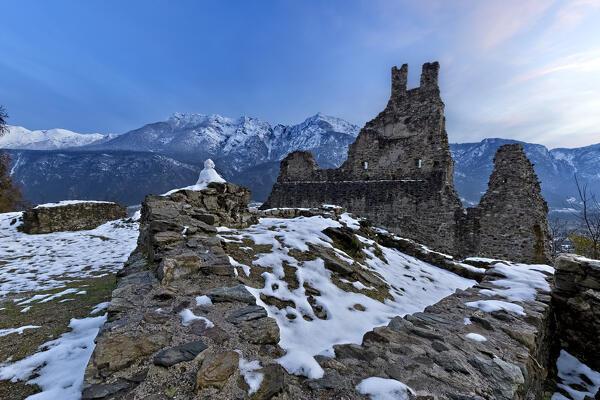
[3,114,598,208]
[0,126,115,150]
[450,139,600,211]
[87,112,361,172]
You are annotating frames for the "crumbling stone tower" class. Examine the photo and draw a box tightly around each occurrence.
[264,63,463,254]
[474,143,551,264]
[264,63,551,263]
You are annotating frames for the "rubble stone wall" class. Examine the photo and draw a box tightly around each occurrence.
[20,201,127,234]
[552,254,600,371]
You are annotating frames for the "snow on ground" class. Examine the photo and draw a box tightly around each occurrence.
[356,377,415,400]
[180,308,214,328]
[235,352,264,395]
[220,216,476,378]
[465,333,487,342]
[0,325,40,337]
[0,212,138,297]
[478,263,553,302]
[0,211,137,398]
[0,313,106,400]
[552,350,600,400]
[464,262,553,317]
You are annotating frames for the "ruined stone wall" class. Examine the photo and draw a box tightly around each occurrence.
[20,201,127,234]
[267,178,461,255]
[474,144,551,264]
[264,63,464,255]
[552,254,600,371]
[264,64,551,264]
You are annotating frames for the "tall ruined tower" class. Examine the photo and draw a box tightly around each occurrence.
[475,144,551,264]
[340,62,456,187]
[263,63,463,254]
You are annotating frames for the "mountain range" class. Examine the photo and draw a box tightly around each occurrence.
[2,113,598,211]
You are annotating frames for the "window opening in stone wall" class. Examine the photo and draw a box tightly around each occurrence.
[418,159,422,168]
[363,161,368,169]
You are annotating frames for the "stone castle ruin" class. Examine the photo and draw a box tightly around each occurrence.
[263,62,551,264]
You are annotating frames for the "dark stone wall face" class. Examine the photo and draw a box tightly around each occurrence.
[475,143,551,264]
[553,254,600,371]
[263,63,550,263]
[20,202,127,234]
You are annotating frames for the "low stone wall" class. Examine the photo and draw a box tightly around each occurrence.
[20,201,127,234]
[552,254,600,371]
[325,263,555,399]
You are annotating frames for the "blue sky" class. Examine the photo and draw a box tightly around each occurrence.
[1,0,599,148]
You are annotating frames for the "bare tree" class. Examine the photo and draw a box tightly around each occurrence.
[570,174,600,259]
[548,216,569,259]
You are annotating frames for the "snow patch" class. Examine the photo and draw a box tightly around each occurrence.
[466,299,525,315]
[0,315,106,400]
[0,325,40,337]
[356,377,415,400]
[465,333,487,342]
[179,308,214,328]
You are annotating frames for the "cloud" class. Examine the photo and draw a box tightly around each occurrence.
[552,0,600,31]
[464,0,555,50]
[510,49,600,83]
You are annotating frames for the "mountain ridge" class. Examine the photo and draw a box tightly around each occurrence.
[2,114,598,209]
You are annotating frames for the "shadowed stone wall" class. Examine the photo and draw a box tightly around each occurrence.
[20,201,127,234]
[263,63,551,264]
[552,254,600,371]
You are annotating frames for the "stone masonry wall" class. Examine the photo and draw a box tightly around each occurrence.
[552,254,600,371]
[263,63,550,264]
[20,201,127,234]
[474,144,551,264]
[264,63,464,256]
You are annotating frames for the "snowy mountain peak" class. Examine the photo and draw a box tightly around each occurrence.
[301,113,361,135]
[0,125,110,150]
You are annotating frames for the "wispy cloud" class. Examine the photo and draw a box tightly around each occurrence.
[464,0,555,50]
[552,0,600,30]
[511,49,600,83]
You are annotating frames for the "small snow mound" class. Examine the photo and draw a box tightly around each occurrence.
[465,333,487,342]
[356,377,415,400]
[163,158,226,195]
